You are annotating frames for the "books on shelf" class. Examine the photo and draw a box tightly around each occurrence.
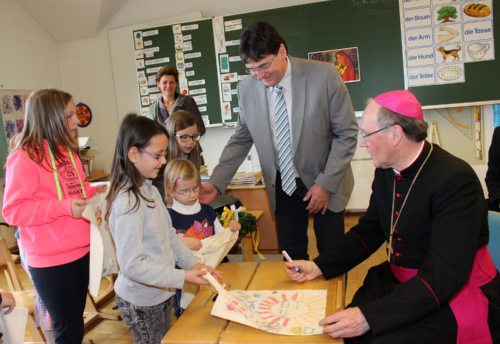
[229,171,263,187]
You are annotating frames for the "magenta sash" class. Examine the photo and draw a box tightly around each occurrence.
[390,246,496,344]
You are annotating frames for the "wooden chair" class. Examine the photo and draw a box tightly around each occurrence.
[83,274,121,331]
[0,237,45,342]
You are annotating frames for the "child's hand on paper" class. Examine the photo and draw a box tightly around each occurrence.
[182,237,202,251]
[186,264,223,285]
[192,263,223,280]
[185,269,211,285]
[94,184,108,194]
[0,291,16,314]
[71,198,88,218]
[228,219,241,232]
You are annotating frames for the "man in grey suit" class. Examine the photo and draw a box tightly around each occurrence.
[201,22,358,260]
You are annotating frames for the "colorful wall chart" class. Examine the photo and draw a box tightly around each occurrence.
[0,90,29,142]
[401,0,494,87]
[132,19,221,125]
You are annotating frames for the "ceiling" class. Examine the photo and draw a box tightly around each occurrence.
[15,0,325,44]
[16,0,128,43]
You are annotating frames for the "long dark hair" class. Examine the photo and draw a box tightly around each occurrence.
[105,114,167,220]
[14,89,77,165]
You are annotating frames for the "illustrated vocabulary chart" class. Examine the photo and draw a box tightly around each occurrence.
[400,0,494,87]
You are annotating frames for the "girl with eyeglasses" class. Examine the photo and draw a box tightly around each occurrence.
[152,110,205,199]
[165,110,205,169]
[105,114,219,343]
[164,158,240,317]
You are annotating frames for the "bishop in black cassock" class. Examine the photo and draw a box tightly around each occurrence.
[285,90,500,343]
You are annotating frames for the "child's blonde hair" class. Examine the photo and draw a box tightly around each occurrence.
[164,158,201,206]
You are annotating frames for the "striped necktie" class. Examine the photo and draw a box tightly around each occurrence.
[273,85,296,196]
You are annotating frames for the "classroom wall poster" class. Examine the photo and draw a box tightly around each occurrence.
[0,90,30,144]
[308,47,361,83]
[400,0,495,87]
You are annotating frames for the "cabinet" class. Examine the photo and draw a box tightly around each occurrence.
[87,169,110,182]
[226,185,278,251]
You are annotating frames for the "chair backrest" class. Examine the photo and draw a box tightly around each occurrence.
[487,211,500,269]
[0,237,24,291]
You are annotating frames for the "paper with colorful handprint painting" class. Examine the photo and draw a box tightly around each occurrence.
[203,272,326,335]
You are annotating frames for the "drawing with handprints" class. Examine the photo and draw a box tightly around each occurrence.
[212,288,326,335]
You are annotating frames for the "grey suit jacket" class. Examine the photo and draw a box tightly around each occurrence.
[210,57,358,212]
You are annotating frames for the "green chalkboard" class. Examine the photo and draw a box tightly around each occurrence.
[133,18,222,125]
[220,0,500,111]
[221,0,405,112]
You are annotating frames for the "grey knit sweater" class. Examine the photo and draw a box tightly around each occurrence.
[109,180,199,306]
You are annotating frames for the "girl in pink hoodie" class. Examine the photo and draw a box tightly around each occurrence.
[3,89,106,343]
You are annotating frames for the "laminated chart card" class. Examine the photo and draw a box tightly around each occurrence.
[204,273,326,335]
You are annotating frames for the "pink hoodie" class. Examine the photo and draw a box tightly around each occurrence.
[3,142,94,268]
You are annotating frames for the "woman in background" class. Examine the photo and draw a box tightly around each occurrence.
[148,65,206,135]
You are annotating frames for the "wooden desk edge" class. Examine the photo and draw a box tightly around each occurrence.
[161,262,259,344]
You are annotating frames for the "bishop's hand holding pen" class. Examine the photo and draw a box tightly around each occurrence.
[283,258,323,283]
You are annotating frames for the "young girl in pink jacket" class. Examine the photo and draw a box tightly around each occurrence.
[3,89,106,343]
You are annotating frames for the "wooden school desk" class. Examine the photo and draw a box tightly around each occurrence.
[162,261,344,344]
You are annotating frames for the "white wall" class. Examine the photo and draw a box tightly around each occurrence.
[58,32,122,171]
[0,0,63,226]
[0,0,62,89]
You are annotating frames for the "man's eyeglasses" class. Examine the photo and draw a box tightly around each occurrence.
[175,185,200,195]
[359,124,394,141]
[176,133,201,142]
[140,148,167,160]
[245,55,275,75]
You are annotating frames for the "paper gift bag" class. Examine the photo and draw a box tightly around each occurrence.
[0,307,28,344]
[180,228,238,309]
[82,187,119,298]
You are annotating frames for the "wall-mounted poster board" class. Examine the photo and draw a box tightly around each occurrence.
[132,18,222,125]
[129,0,499,121]
[399,0,500,108]
[217,0,405,113]
[0,90,31,178]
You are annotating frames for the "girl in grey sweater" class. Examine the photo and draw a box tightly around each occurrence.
[106,114,219,343]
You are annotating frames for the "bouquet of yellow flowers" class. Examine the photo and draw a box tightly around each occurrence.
[219,206,257,238]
